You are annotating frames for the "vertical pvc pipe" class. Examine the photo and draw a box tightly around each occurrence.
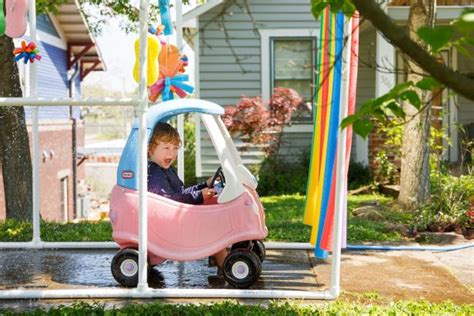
[29,0,40,245]
[176,0,185,182]
[137,0,150,291]
[329,16,352,297]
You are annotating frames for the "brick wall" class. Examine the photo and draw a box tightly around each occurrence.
[368,121,401,183]
[0,121,85,222]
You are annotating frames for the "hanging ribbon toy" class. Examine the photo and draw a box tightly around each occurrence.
[148,24,165,36]
[149,74,194,102]
[159,0,173,36]
[148,43,194,102]
[13,40,42,64]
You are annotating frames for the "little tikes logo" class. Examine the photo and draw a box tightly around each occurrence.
[122,170,134,179]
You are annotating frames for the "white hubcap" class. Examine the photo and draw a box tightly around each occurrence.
[232,260,250,279]
[120,259,138,277]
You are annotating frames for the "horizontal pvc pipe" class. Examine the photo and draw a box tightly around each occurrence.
[0,241,118,249]
[1,241,471,252]
[346,243,474,252]
[0,288,337,300]
[0,241,309,250]
[0,97,138,106]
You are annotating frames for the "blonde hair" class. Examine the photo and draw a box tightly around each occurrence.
[148,123,181,156]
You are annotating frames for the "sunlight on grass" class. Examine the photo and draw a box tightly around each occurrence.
[1,193,403,243]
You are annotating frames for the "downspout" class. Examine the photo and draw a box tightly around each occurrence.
[68,62,80,219]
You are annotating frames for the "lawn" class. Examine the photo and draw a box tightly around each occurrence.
[0,299,472,315]
[0,193,408,243]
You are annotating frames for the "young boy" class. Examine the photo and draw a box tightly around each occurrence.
[147,122,227,268]
[148,122,214,204]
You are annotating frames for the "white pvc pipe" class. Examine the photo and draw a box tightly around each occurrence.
[329,16,352,298]
[176,1,185,182]
[0,241,313,250]
[28,0,40,244]
[0,97,138,106]
[137,0,150,291]
[0,241,118,249]
[0,288,336,300]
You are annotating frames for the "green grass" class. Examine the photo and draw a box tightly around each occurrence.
[263,193,406,242]
[0,219,112,242]
[0,300,472,315]
[0,194,408,243]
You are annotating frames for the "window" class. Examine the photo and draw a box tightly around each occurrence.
[271,38,316,121]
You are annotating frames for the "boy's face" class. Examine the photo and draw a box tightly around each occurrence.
[149,141,179,169]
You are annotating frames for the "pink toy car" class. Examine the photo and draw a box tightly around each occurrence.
[109,99,268,288]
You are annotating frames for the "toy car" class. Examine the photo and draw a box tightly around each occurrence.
[109,99,268,288]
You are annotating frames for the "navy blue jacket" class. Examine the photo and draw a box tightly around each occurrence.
[147,161,207,205]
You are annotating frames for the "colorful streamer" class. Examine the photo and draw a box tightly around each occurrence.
[149,74,194,102]
[159,0,172,36]
[13,40,42,64]
[303,8,359,259]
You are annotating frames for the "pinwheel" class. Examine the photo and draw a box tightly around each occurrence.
[13,40,41,64]
[149,74,194,102]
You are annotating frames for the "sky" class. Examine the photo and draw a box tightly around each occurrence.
[83,1,197,95]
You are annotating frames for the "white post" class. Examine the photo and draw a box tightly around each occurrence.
[176,0,185,182]
[137,0,150,291]
[29,0,41,245]
[330,16,352,297]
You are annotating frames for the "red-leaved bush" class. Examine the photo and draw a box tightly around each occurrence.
[223,87,302,155]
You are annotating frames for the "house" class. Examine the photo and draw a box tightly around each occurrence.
[0,0,105,221]
[183,0,474,178]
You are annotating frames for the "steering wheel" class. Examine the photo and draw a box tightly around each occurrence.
[210,166,226,188]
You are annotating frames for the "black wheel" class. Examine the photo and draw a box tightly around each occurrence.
[253,240,266,263]
[111,248,149,287]
[231,240,251,252]
[223,249,262,289]
[231,240,266,263]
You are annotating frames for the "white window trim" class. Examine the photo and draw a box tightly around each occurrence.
[194,19,202,177]
[259,28,319,103]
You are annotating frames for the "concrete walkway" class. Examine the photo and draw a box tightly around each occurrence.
[0,239,472,310]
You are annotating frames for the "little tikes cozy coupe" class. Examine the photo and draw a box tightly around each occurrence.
[109,99,268,288]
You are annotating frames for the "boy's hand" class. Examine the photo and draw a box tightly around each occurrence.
[206,176,217,188]
[202,187,215,200]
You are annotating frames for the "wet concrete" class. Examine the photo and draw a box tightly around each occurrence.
[0,243,472,310]
[0,249,319,291]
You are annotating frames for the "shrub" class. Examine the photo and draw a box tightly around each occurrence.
[223,87,302,156]
[256,151,310,196]
[347,161,372,190]
[414,172,474,233]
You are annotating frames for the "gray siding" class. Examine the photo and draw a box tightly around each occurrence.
[350,27,376,158]
[198,0,320,175]
[457,51,474,126]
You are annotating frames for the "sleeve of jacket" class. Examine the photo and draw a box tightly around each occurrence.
[148,169,204,205]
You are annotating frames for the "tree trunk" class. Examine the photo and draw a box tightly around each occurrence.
[0,35,33,221]
[398,0,435,210]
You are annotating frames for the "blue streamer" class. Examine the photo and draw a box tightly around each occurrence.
[159,0,173,36]
[162,75,194,101]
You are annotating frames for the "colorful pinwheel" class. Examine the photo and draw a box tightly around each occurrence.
[13,40,41,64]
[149,74,194,102]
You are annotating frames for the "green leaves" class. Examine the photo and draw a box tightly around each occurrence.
[416,9,474,55]
[353,119,373,139]
[341,77,443,139]
[310,0,356,19]
[311,0,329,20]
[417,25,454,53]
[415,77,441,90]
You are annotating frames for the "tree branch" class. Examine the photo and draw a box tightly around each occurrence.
[351,0,474,102]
